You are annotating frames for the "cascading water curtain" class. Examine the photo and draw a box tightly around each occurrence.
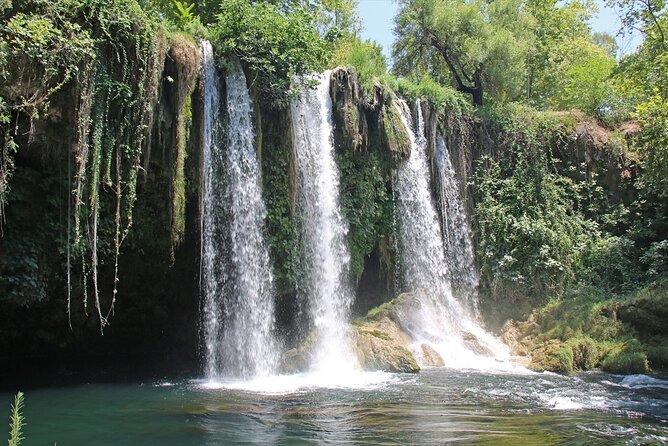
[200,39,224,379]
[290,71,358,372]
[200,41,278,380]
[434,132,481,316]
[392,98,508,365]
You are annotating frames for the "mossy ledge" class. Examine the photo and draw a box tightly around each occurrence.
[503,280,668,374]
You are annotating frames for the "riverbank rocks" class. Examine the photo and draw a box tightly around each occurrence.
[279,331,318,374]
[279,293,427,374]
[279,347,311,375]
[462,332,495,357]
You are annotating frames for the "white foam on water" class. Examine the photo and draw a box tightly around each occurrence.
[423,342,531,374]
[195,370,401,394]
[544,396,586,410]
[577,423,640,437]
[620,374,668,389]
[536,385,611,411]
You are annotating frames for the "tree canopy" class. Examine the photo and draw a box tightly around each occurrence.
[393,0,534,105]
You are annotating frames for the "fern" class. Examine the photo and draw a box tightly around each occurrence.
[8,392,25,446]
[172,1,195,28]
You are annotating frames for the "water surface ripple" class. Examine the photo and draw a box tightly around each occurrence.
[4,369,667,445]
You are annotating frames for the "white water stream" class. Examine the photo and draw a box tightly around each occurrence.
[201,42,277,380]
[393,98,510,369]
[435,132,480,316]
[290,71,359,376]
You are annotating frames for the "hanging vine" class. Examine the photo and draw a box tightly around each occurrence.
[70,0,165,331]
[0,0,166,331]
[168,34,200,260]
[2,0,200,330]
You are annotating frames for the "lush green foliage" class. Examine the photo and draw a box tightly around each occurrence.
[337,149,392,280]
[381,75,471,112]
[0,0,96,216]
[525,0,615,113]
[212,0,326,107]
[535,37,618,116]
[261,116,301,294]
[511,280,668,373]
[1,5,95,115]
[393,0,534,105]
[474,94,667,304]
[474,106,591,299]
[392,0,637,116]
[137,0,208,31]
[329,37,387,93]
[617,8,668,190]
[0,0,165,329]
[314,0,361,37]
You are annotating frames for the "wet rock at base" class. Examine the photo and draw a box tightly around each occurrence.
[419,343,445,367]
[279,348,311,375]
[462,331,495,357]
[353,316,420,373]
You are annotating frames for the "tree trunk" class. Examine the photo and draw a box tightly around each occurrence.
[435,42,484,106]
[471,86,483,107]
[471,66,483,106]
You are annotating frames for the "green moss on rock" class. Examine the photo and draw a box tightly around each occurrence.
[529,340,574,374]
[379,99,410,162]
[601,350,649,374]
[646,343,668,370]
[354,317,420,373]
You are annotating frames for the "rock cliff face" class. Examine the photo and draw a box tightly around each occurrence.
[0,51,633,376]
[0,33,204,367]
[0,61,416,368]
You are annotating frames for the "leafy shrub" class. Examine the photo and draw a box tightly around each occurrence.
[475,150,590,300]
[530,340,574,374]
[329,37,386,95]
[337,149,391,280]
[579,235,642,292]
[566,336,601,370]
[641,239,668,277]
[646,344,668,370]
[601,349,649,374]
[381,75,470,112]
[212,0,326,108]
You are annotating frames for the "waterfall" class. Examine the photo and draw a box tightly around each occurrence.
[200,40,224,378]
[393,98,508,367]
[290,71,357,372]
[434,132,480,316]
[200,41,277,380]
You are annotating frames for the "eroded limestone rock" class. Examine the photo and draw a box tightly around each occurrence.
[419,343,445,367]
[353,316,420,373]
